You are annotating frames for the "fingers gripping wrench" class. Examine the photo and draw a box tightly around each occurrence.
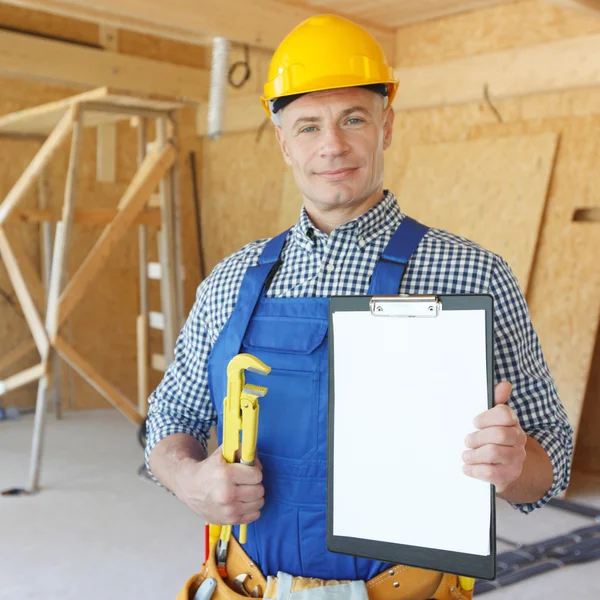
[214,354,270,571]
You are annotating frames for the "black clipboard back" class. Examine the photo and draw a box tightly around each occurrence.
[327,294,496,581]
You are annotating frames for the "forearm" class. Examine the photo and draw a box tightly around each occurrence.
[497,436,553,504]
[148,433,207,495]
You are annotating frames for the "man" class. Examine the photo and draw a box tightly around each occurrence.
[146,14,573,599]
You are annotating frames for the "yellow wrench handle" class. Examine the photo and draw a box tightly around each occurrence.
[239,396,259,544]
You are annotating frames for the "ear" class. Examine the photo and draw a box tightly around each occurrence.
[382,107,395,150]
[275,125,293,167]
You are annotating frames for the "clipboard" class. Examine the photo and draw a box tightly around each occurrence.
[327,294,496,581]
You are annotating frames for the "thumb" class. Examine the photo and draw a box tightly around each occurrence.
[494,381,512,405]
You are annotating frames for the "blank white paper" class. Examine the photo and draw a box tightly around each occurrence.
[332,308,491,556]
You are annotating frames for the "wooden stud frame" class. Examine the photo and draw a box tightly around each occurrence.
[0,89,184,492]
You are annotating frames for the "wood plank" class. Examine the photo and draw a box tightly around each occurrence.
[396,33,600,111]
[2,229,47,314]
[96,123,117,183]
[393,133,559,293]
[57,143,176,325]
[157,119,178,360]
[546,1,600,17]
[0,363,44,396]
[151,353,166,372]
[0,227,49,358]
[27,373,49,491]
[3,0,396,57]
[37,168,53,292]
[0,87,189,138]
[46,110,84,342]
[0,339,37,375]
[2,0,227,46]
[148,311,165,331]
[54,335,143,425]
[136,314,149,417]
[99,24,119,51]
[198,34,600,135]
[147,262,162,280]
[0,30,208,111]
[9,208,162,226]
[136,117,149,319]
[167,113,185,328]
[0,108,73,225]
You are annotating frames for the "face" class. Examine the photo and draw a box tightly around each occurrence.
[275,87,394,220]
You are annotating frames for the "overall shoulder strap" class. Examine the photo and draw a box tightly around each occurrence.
[220,230,290,359]
[367,217,429,295]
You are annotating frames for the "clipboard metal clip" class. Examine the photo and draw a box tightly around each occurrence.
[370,295,441,318]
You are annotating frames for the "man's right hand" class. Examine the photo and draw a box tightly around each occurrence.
[173,445,265,525]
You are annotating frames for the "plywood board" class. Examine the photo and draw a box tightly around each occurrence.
[0,87,187,137]
[295,0,512,28]
[395,133,558,292]
[572,323,600,474]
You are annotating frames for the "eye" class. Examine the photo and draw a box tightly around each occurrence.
[300,126,318,133]
[346,117,364,125]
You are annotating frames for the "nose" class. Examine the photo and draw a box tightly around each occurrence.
[319,124,350,159]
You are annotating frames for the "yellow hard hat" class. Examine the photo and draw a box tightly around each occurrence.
[261,14,398,117]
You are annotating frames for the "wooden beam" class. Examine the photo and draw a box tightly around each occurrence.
[54,335,143,425]
[46,109,84,343]
[0,29,208,102]
[2,228,47,313]
[0,339,37,375]
[96,123,117,182]
[151,353,166,372]
[0,227,49,358]
[136,314,149,417]
[9,208,163,227]
[3,0,396,58]
[0,108,73,226]
[395,34,600,111]
[199,33,600,135]
[58,143,176,325]
[96,25,119,183]
[546,1,600,16]
[0,363,45,396]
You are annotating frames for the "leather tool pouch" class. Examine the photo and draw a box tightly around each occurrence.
[176,537,474,600]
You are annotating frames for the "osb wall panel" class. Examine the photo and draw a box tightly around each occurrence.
[394,133,557,292]
[201,130,286,269]
[0,3,99,46]
[573,321,600,474]
[394,0,600,66]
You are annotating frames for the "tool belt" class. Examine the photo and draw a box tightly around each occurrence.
[176,536,474,600]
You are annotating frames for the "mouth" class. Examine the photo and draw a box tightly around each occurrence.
[317,167,358,181]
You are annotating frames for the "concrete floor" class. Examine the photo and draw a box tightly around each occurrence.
[1,410,599,599]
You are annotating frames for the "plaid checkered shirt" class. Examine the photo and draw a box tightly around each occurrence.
[146,190,573,514]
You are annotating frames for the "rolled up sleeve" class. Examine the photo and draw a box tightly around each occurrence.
[489,256,574,513]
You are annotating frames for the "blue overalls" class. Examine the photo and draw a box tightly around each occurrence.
[207,216,428,582]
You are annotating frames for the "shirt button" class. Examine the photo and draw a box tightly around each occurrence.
[326,262,335,273]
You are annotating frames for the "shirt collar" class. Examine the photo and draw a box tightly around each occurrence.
[290,190,403,251]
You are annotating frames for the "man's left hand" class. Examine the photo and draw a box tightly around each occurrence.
[462,381,527,493]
